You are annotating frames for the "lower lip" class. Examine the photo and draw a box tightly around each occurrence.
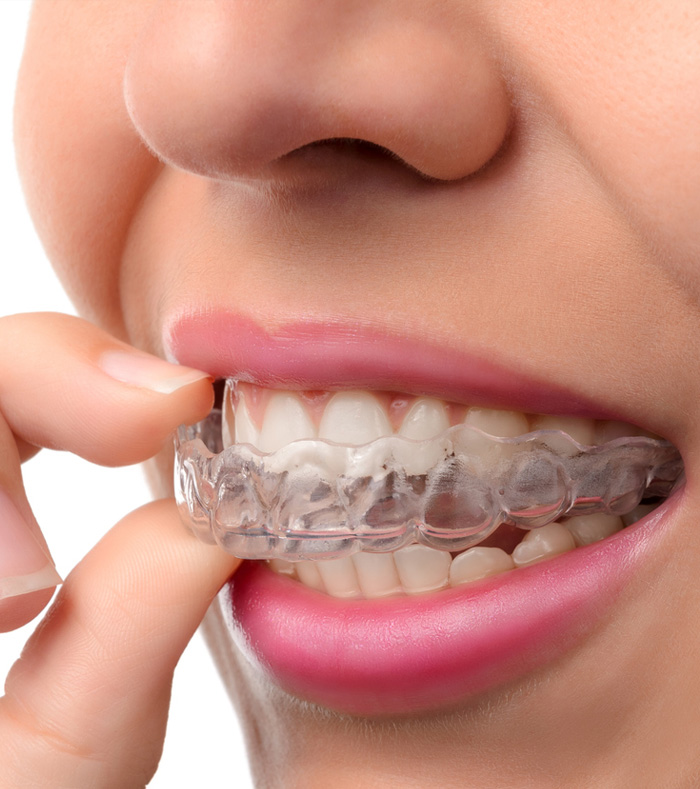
[222,492,682,716]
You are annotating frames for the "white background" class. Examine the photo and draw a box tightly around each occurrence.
[0,3,252,786]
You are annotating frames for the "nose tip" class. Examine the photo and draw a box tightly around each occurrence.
[124,1,512,182]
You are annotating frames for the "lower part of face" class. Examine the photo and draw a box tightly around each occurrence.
[14,0,700,784]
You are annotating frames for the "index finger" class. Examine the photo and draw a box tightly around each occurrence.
[0,312,213,466]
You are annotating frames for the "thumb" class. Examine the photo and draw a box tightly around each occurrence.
[0,499,240,788]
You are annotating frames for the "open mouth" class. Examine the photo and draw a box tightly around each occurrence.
[167,315,687,714]
[175,379,683,600]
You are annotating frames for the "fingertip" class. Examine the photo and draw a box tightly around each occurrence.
[98,348,213,397]
[0,585,57,633]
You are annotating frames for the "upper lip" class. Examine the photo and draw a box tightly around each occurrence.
[164,310,632,422]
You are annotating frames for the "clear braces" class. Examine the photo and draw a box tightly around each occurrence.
[174,408,683,561]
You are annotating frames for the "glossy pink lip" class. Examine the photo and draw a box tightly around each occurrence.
[223,497,680,715]
[165,312,615,417]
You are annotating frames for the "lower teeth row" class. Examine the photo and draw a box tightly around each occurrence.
[174,409,682,561]
[270,508,654,599]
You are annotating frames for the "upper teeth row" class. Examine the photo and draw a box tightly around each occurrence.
[173,381,682,560]
[223,382,648,458]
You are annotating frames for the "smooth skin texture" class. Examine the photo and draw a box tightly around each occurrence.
[0,315,240,785]
[8,0,700,786]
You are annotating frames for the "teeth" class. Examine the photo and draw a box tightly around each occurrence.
[396,398,450,475]
[258,392,316,453]
[463,407,531,459]
[275,509,629,596]
[316,557,362,599]
[217,384,669,586]
[393,544,451,594]
[269,558,297,577]
[464,407,530,438]
[531,415,594,447]
[594,420,657,444]
[352,552,402,598]
[230,390,260,448]
[295,561,326,592]
[449,547,514,586]
[563,513,623,547]
[222,385,236,448]
[319,391,392,445]
[511,522,576,567]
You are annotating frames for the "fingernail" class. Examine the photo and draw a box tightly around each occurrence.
[99,350,212,395]
[0,489,62,600]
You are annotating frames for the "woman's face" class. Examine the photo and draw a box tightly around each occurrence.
[15,0,700,784]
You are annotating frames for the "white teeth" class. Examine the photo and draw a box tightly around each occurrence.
[464,407,529,438]
[295,561,326,592]
[449,547,514,586]
[531,415,594,447]
[269,558,297,577]
[316,557,362,599]
[462,407,531,460]
[319,391,392,445]
[393,544,451,595]
[258,392,316,453]
[231,391,260,448]
[352,552,402,598]
[511,522,576,567]
[563,513,623,547]
[399,398,450,439]
[396,398,450,475]
[222,386,236,448]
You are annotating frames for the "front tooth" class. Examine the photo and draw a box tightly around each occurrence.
[396,398,450,475]
[352,552,402,598]
[563,513,623,546]
[464,407,529,438]
[319,391,392,445]
[295,561,326,592]
[258,392,316,453]
[531,415,594,447]
[511,522,576,567]
[394,544,451,595]
[316,557,362,599]
[232,390,261,448]
[449,547,514,586]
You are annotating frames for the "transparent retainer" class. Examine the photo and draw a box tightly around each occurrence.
[174,405,684,561]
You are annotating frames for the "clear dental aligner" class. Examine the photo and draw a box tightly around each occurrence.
[174,394,683,561]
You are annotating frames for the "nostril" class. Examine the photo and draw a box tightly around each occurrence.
[281,138,451,183]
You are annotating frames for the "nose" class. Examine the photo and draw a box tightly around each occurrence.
[124,1,511,182]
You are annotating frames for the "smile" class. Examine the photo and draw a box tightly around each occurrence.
[168,313,686,715]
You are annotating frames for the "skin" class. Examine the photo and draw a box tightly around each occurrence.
[5,0,700,785]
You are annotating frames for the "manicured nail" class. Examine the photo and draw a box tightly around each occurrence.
[99,350,212,395]
[0,489,61,600]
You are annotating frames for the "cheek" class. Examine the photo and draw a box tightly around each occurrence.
[496,1,700,282]
[14,0,159,336]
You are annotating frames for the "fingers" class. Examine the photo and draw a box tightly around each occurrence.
[0,409,60,632]
[0,312,213,466]
[0,312,214,628]
[0,499,241,788]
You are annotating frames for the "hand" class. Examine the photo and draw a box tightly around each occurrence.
[0,313,240,787]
